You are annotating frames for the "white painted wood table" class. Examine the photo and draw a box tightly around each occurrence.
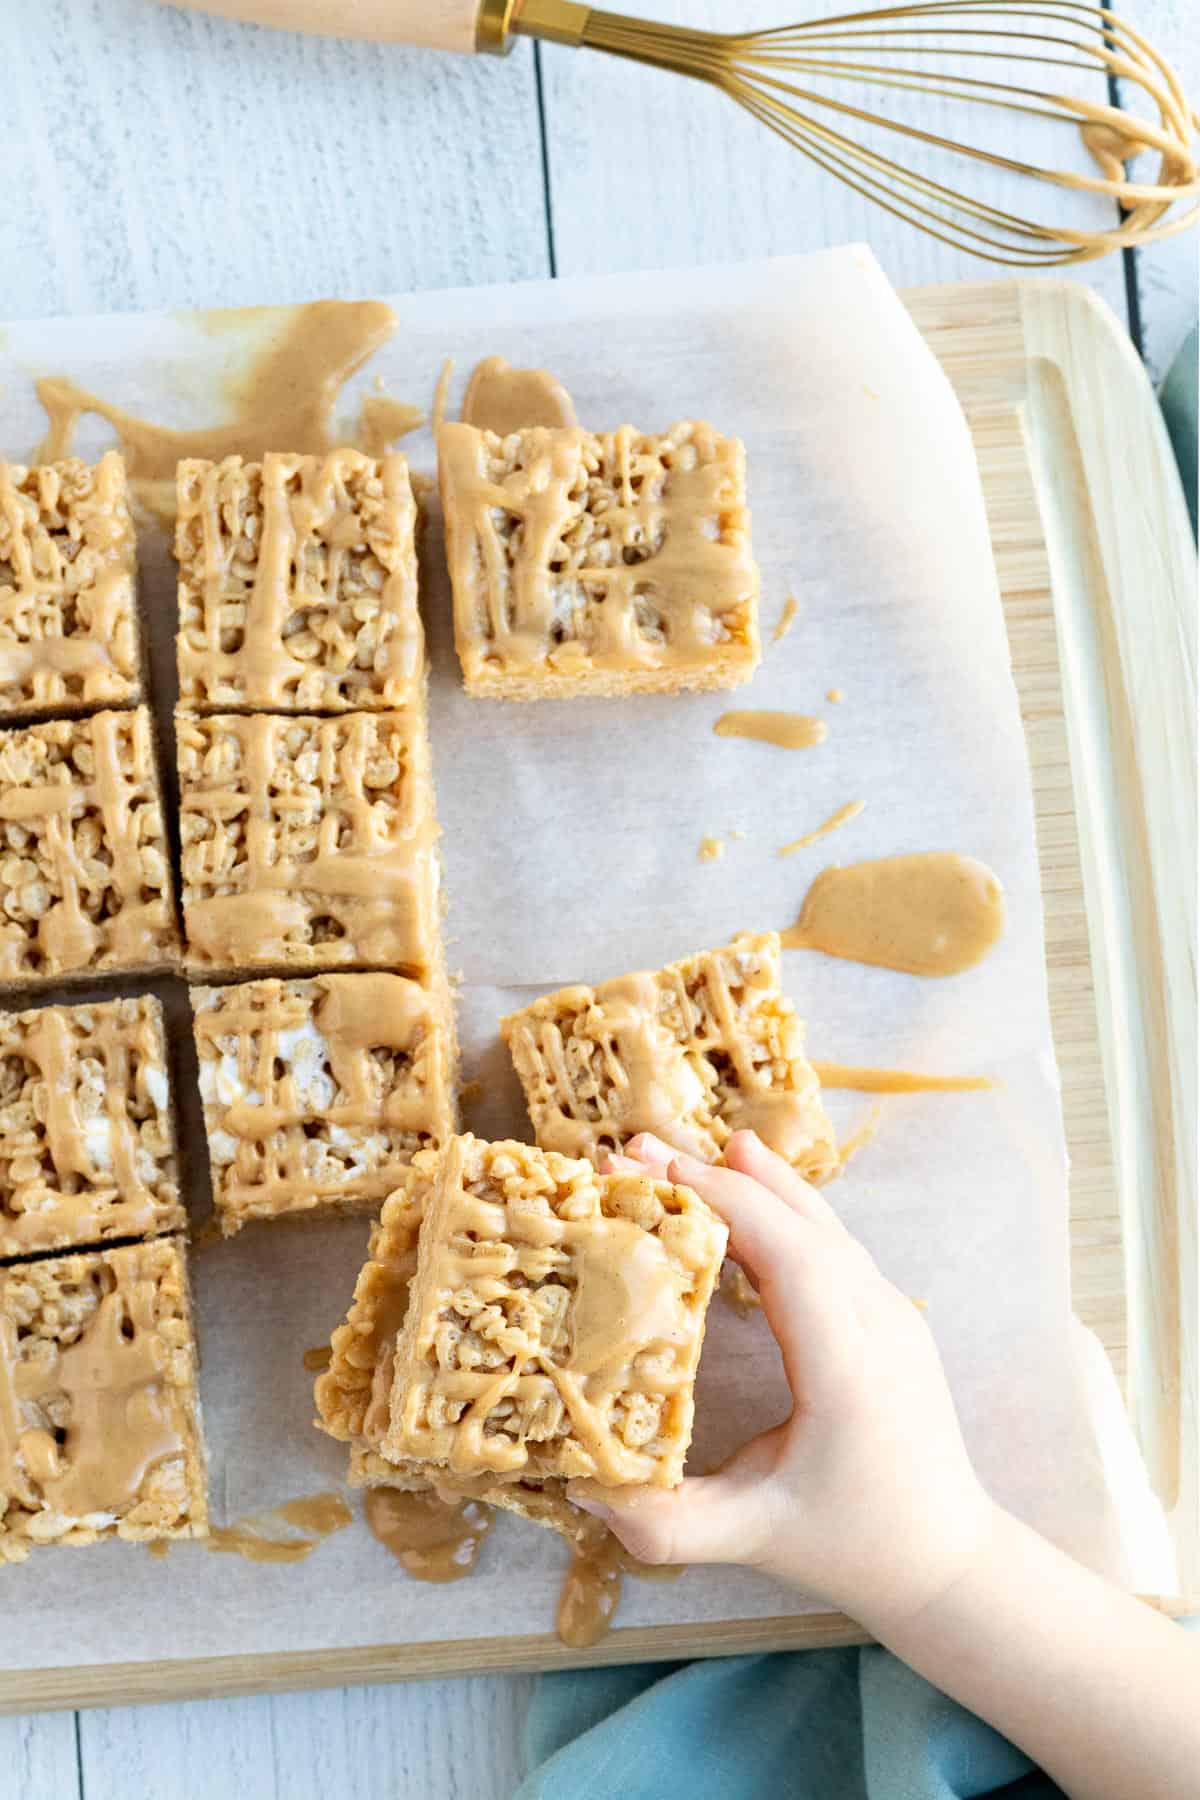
[0,2,1194,1795]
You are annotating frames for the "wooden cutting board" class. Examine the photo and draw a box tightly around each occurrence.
[1,277,1194,1711]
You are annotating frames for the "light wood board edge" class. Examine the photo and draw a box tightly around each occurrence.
[1017,283,1196,1597]
[2,277,1191,1712]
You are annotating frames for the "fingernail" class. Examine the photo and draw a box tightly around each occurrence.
[627,1132,676,1162]
[566,1484,613,1522]
[668,1150,707,1181]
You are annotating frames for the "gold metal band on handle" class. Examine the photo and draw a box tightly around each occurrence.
[475,0,518,54]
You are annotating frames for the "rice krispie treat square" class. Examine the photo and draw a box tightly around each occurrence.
[501,931,838,1182]
[0,1237,208,1559]
[0,995,182,1260]
[380,1135,727,1487]
[191,972,456,1234]
[316,1172,608,1546]
[176,451,423,711]
[0,452,141,719]
[0,709,179,983]
[439,421,760,698]
[176,709,440,975]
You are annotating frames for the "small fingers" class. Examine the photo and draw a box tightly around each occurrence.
[664,1150,816,1288]
[568,1456,778,1568]
[722,1131,846,1233]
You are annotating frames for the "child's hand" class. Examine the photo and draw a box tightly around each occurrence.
[568,1129,995,1631]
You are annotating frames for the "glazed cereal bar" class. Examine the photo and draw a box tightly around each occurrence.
[439,421,760,698]
[0,708,179,983]
[0,453,141,720]
[176,709,440,975]
[191,972,456,1234]
[0,1238,208,1559]
[315,1143,722,1534]
[378,1135,727,1487]
[502,932,838,1182]
[0,996,182,1260]
[176,451,423,712]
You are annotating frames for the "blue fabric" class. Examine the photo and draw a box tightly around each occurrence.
[515,1647,1062,1800]
[1159,324,1198,537]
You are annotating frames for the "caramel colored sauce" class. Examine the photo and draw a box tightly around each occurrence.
[722,1265,761,1318]
[698,834,725,863]
[358,393,423,456]
[302,1345,333,1373]
[713,711,828,750]
[826,688,844,704]
[458,1079,485,1109]
[200,1492,353,1564]
[461,355,577,436]
[36,299,400,523]
[778,800,864,856]
[364,1486,492,1582]
[782,852,1004,977]
[837,1104,886,1170]
[814,1062,995,1095]
[772,596,799,644]
[558,1530,624,1647]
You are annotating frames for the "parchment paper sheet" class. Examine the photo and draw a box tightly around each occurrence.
[0,250,1169,1671]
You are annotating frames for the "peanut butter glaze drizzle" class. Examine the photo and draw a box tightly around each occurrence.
[713,711,827,749]
[461,356,578,436]
[813,1062,995,1095]
[0,1002,175,1251]
[363,1486,493,1583]
[200,1492,352,1564]
[441,421,757,677]
[778,800,864,856]
[196,974,437,1148]
[0,1268,183,1517]
[35,300,400,523]
[783,853,1005,977]
[303,1345,333,1373]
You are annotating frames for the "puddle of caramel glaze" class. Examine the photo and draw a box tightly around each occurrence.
[722,1264,761,1318]
[364,1487,492,1582]
[557,1524,684,1648]
[778,800,864,856]
[303,1344,333,1373]
[200,1493,353,1564]
[36,299,399,524]
[826,688,844,704]
[358,393,424,456]
[783,852,1004,976]
[190,1217,225,1254]
[814,1061,995,1095]
[431,357,455,437]
[713,711,828,750]
[146,1539,170,1560]
[772,596,799,644]
[461,355,577,435]
[698,834,725,863]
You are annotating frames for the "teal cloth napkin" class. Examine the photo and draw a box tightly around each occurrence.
[513,328,1199,1800]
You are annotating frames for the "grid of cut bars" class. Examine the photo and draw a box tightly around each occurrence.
[191,973,455,1234]
[378,1136,727,1488]
[0,994,182,1259]
[439,420,760,698]
[175,451,423,712]
[0,1237,207,1560]
[0,452,141,720]
[501,932,838,1182]
[173,448,455,1234]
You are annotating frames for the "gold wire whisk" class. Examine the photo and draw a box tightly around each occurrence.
[485,1,1199,266]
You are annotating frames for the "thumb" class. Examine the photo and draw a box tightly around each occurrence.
[567,1431,785,1567]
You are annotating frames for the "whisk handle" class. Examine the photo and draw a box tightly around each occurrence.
[155,0,502,54]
